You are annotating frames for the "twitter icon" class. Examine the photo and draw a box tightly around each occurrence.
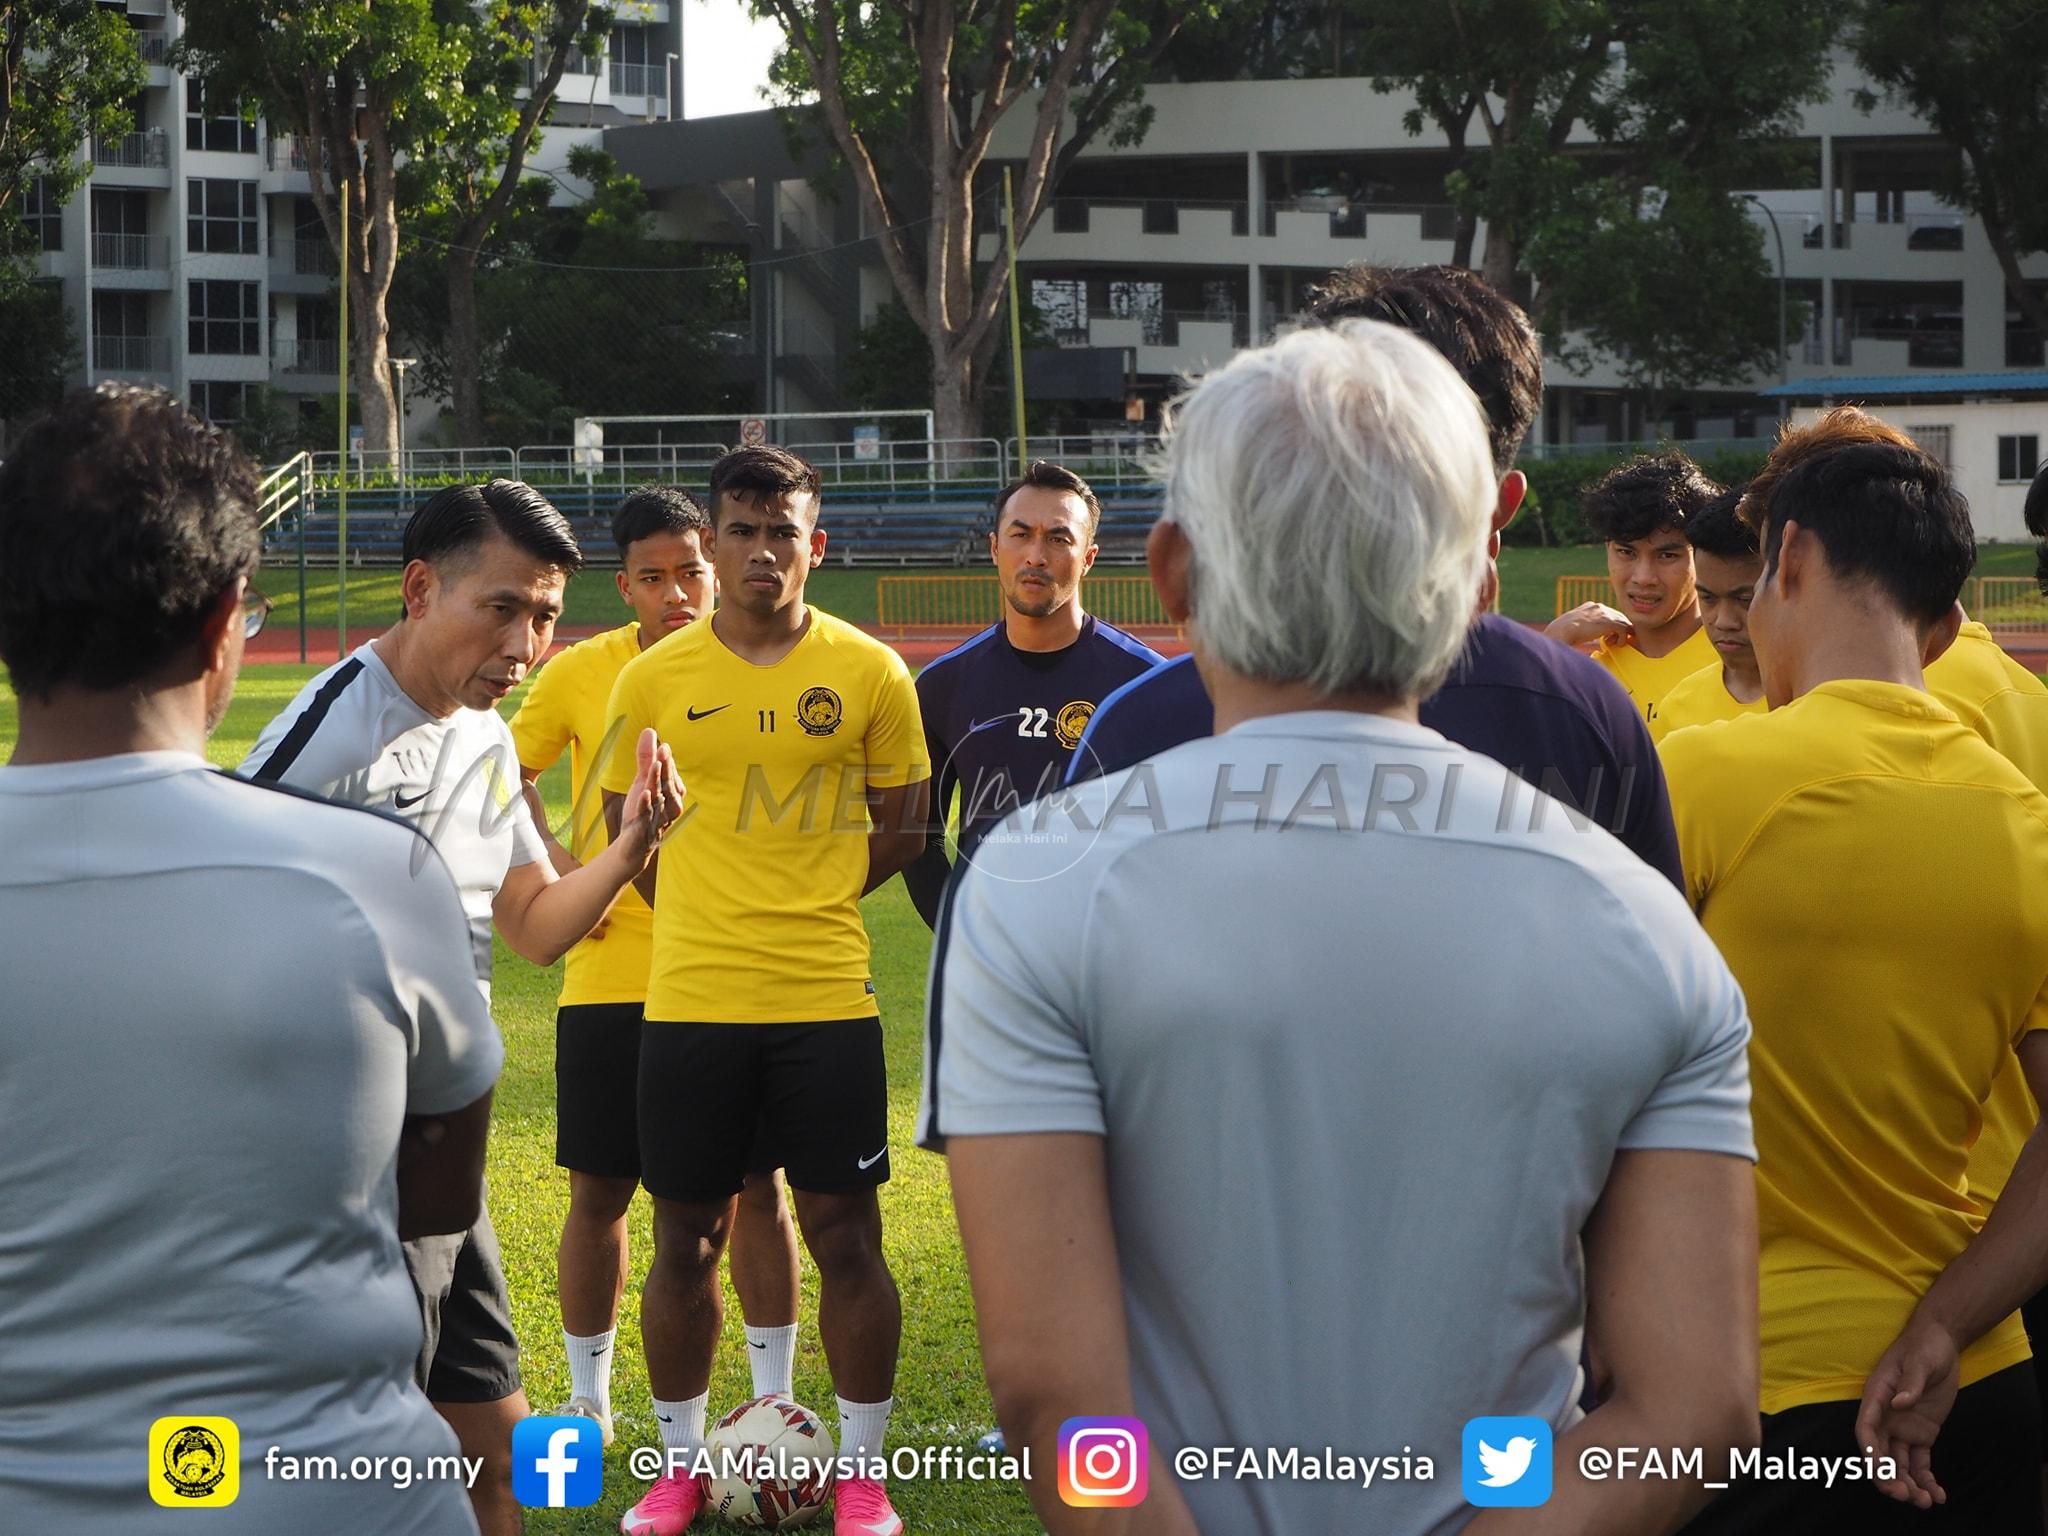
[1461,1417,1552,1507]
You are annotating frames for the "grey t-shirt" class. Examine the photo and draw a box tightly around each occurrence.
[921,711,1755,1536]
[242,642,546,992]
[0,752,501,1531]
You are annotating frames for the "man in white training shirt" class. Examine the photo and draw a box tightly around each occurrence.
[0,385,501,1532]
[243,478,683,1535]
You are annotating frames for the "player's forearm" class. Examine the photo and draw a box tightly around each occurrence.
[863,825,924,895]
[1911,1119,2048,1350]
[522,779,581,878]
[509,841,642,965]
[901,839,951,928]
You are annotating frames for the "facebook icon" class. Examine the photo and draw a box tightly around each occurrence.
[511,1415,603,1508]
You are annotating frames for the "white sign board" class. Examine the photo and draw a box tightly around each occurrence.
[852,425,881,462]
[573,418,605,471]
[739,417,768,447]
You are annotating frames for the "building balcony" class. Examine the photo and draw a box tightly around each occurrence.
[609,60,668,104]
[92,232,170,271]
[274,337,340,375]
[93,334,172,374]
[125,0,167,16]
[93,129,170,170]
[135,29,170,65]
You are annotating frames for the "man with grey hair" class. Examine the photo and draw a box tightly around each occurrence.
[921,321,1761,1535]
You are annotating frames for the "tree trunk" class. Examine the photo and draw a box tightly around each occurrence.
[1452,213,1478,270]
[1987,224,2048,338]
[351,269,397,467]
[1481,224,1519,294]
[448,244,484,447]
[931,337,977,473]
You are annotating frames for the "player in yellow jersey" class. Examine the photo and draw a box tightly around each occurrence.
[1545,452,1720,724]
[508,486,801,1446]
[1663,440,2048,1533]
[1651,486,1767,744]
[601,448,928,1536]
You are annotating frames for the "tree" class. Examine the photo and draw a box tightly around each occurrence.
[391,147,749,445]
[1364,0,1836,291]
[174,0,468,457]
[0,279,78,423]
[408,0,609,446]
[1540,183,1804,431]
[748,1,1227,452]
[1852,0,2048,336]
[0,0,143,247]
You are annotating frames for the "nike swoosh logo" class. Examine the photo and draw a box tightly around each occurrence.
[622,1512,658,1531]
[966,713,1017,734]
[686,704,730,721]
[749,1340,767,1349]
[394,790,428,809]
[657,1414,673,1424]
[855,1519,900,1536]
[857,1148,886,1170]
[591,1347,606,1356]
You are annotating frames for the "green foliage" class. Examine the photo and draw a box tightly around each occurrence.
[227,386,320,463]
[844,297,1060,437]
[0,0,144,241]
[391,149,750,446]
[1511,444,1773,547]
[1538,184,1808,411]
[0,276,78,422]
[1851,0,2048,330]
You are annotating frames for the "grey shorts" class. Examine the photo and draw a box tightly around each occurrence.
[403,1198,523,1403]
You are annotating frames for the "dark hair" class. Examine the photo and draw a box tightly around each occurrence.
[0,384,260,700]
[612,484,709,561]
[1756,440,1975,625]
[1303,264,1542,475]
[1583,452,1722,544]
[2026,461,2048,595]
[707,446,822,526]
[1739,406,1917,531]
[402,478,582,577]
[993,460,1102,541]
[1686,484,1760,562]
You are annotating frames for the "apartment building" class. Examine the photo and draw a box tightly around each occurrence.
[26,0,678,424]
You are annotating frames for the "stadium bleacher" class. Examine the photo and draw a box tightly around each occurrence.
[263,486,1164,568]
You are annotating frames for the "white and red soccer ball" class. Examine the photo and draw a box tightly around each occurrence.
[703,1395,836,1529]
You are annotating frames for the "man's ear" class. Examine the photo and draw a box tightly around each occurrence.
[400,558,437,621]
[1922,600,1964,669]
[809,524,827,569]
[1772,521,1808,601]
[200,581,242,678]
[1147,519,1194,624]
[1082,540,1100,576]
[1492,470,1527,539]
[615,569,632,606]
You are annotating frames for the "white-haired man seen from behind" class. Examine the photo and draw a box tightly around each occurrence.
[920,320,1762,1536]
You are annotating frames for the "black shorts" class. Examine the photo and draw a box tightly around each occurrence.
[556,1003,647,1179]
[2021,1284,2048,1453]
[403,1200,523,1404]
[639,1019,889,1203]
[558,1003,778,1183]
[1679,1362,2041,1535]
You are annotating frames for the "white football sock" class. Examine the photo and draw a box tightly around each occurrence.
[746,1323,797,1398]
[836,1395,893,1465]
[564,1328,615,1416]
[653,1392,709,1457]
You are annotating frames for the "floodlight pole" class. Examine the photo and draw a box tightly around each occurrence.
[391,357,415,491]
[337,177,349,661]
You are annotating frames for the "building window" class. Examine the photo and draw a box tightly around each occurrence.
[189,280,261,355]
[190,381,252,424]
[1998,435,2040,484]
[185,78,257,155]
[1907,425,1953,468]
[24,176,62,251]
[187,179,259,254]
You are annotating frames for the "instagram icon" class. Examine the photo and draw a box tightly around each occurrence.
[1057,1417,1149,1507]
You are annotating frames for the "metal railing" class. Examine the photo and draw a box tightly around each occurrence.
[1049,197,1251,237]
[274,338,340,374]
[1052,309,1250,349]
[271,237,336,277]
[135,29,169,64]
[92,335,171,373]
[608,60,667,99]
[93,130,169,170]
[91,232,169,270]
[257,453,316,660]
[1261,199,1458,241]
[265,135,329,173]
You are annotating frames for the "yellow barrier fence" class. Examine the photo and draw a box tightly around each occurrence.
[877,574,1178,633]
[1974,576,2048,638]
[1555,575,1612,618]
